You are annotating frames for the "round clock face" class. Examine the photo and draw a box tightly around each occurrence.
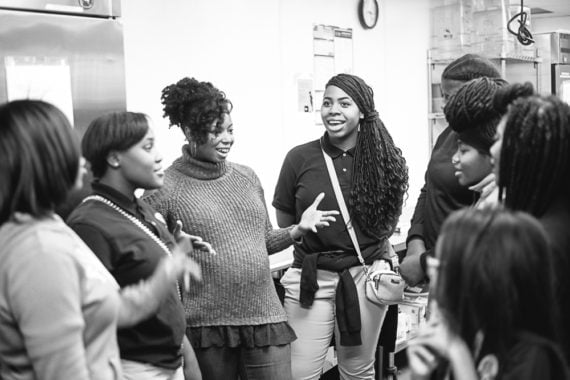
[360,0,379,29]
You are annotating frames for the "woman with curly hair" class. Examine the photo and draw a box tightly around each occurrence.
[490,82,570,363]
[273,73,408,379]
[143,77,338,380]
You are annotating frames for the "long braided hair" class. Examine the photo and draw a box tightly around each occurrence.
[493,82,570,217]
[444,77,507,153]
[326,74,408,238]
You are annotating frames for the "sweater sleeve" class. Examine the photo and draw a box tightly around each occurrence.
[248,167,295,254]
[142,180,177,233]
[9,244,90,380]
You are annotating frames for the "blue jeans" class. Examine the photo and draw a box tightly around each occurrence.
[193,344,292,380]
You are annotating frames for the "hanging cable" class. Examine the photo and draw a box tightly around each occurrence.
[507,0,534,46]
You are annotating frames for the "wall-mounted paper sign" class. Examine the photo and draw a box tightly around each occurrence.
[334,28,353,75]
[5,56,75,126]
[297,78,314,112]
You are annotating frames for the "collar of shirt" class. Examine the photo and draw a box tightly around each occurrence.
[91,181,141,217]
[321,132,356,159]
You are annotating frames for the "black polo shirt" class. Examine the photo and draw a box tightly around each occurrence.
[273,133,390,266]
[407,127,474,251]
[67,182,185,370]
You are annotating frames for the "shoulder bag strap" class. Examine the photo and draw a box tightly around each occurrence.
[320,142,369,277]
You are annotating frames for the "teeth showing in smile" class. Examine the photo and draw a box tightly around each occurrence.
[327,120,344,126]
[217,148,230,154]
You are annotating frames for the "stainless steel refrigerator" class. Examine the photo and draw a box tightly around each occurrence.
[536,31,570,104]
[0,0,127,216]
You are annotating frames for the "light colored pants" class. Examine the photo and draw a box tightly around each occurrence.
[281,265,388,380]
[121,359,184,380]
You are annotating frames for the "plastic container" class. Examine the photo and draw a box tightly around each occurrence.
[430,0,535,59]
[471,2,534,57]
[430,0,474,59]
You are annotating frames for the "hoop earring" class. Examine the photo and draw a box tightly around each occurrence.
[189,141,197,157]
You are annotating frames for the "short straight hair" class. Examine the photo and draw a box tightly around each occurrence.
[0,100,80,224]
[82,112,150,178]
[436,207,559,360]
[442,54,502,81]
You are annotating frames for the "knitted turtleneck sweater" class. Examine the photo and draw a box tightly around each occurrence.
[143,146,294,327]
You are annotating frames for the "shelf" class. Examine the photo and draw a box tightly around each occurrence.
[428,112,445,119]
[426,48,541,152]
[429,51,541,65]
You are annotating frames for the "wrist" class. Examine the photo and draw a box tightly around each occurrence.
[447,337,470,360]
[289,225,305,243]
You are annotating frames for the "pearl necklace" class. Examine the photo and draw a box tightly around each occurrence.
[82,195,182,300]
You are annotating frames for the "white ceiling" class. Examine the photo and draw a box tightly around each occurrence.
[511,0,570,18]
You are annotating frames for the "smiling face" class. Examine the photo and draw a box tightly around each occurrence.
[452,140,493,186]
[116,127,164,191]
[320,85,363,149]
[490,116,507,182]
[194,112,234,163]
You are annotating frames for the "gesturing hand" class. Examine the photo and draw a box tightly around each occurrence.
[298,192,339,234]
[174,220,216,255]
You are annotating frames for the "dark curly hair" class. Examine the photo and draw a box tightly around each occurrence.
[493,82,570,217]
[326,74,408,238]
[444,77,507,153]
[161,77,233,145]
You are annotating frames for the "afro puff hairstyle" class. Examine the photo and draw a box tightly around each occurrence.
[161,77,233,145]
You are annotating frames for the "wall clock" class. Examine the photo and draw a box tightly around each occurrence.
[359,0,379,29]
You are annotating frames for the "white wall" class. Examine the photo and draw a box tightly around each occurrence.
[120,0,431,231]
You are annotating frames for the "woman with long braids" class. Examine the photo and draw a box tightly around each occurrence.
[401,54,502,286]
[143,77,339,380]
[490,82,570,363]
[273,73,408,379]
[444,76,507,208]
